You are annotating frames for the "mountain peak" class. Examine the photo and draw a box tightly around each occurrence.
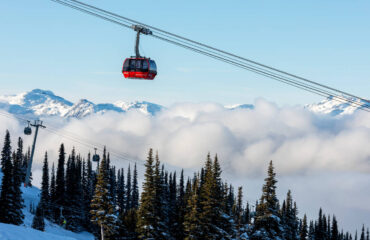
[29,89,55,96]
[306,95,366,116]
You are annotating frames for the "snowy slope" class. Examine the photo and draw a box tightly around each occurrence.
[0,89,163,119]
[0,171,94,240]
[0,222,79,240]
[305,95,368,116]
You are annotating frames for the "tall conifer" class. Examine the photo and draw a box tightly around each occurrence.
[90,151,117,239]
[137,149,157,239]
[40,152,50,218]
[251,161,282,240]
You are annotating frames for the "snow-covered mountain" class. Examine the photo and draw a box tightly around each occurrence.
[0,89,163,119]
[305,95,368,116]
[0,89,366,119]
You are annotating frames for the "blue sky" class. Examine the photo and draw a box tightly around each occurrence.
[0,0,369,106]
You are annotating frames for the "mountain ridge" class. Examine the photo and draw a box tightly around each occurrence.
[0,89,365,119]
[0,89,163,118]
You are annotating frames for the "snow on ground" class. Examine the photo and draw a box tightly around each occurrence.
[0,222,75,240]
[0,171,94,240]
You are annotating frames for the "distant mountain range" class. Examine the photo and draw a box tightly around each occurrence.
[0,89,163,118]
[0,89,365,119]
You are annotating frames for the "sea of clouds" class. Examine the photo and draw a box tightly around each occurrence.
[0,98,369,232]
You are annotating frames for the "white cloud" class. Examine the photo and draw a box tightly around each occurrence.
[1,99,369,178]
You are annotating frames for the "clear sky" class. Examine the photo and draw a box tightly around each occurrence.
[1,0,369,106]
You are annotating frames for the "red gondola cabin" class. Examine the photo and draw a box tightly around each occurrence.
[122,58,157,80]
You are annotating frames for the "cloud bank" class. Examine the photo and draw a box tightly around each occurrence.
[1,98,369,177]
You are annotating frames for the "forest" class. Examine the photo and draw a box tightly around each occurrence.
[0,129,369,240]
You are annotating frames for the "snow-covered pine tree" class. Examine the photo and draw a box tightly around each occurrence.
[90,151,117,240]
[136,148,158,239]
[32,204,45,231]
[251,160,283,240]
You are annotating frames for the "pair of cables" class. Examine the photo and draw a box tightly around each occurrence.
[48,0,369,112]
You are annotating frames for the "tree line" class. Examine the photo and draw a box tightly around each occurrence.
[0,130,369,240]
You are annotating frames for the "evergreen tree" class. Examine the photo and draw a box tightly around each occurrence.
[55,143,66,223]
[300,214,308,240]
[331,215,339,240]
[137,149,157,239]
[308,220,315,240]
[282,190,299,240]
[132,163,139,209]
[0,130,23,225]
[90,151,117,240]
[50,162,56,221]
[251,161,282,240]
[235,186,244,234]
[14,137,24,183]
[82,156,95,231]
[116,168,125,213]
[13,138,23,187]
[323,214,328,240]
[316,208,325,239]
[12,138,25,224]
[126,164,132,211]
[175,169,186,240]
[153,152,169,238]
[40,152,50,217]
[168,171,178,238]
[32,204,45,231]
[65,149,83,231]
[361,225,366,240]
[0,130,11,171]
[184,176,201,240]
